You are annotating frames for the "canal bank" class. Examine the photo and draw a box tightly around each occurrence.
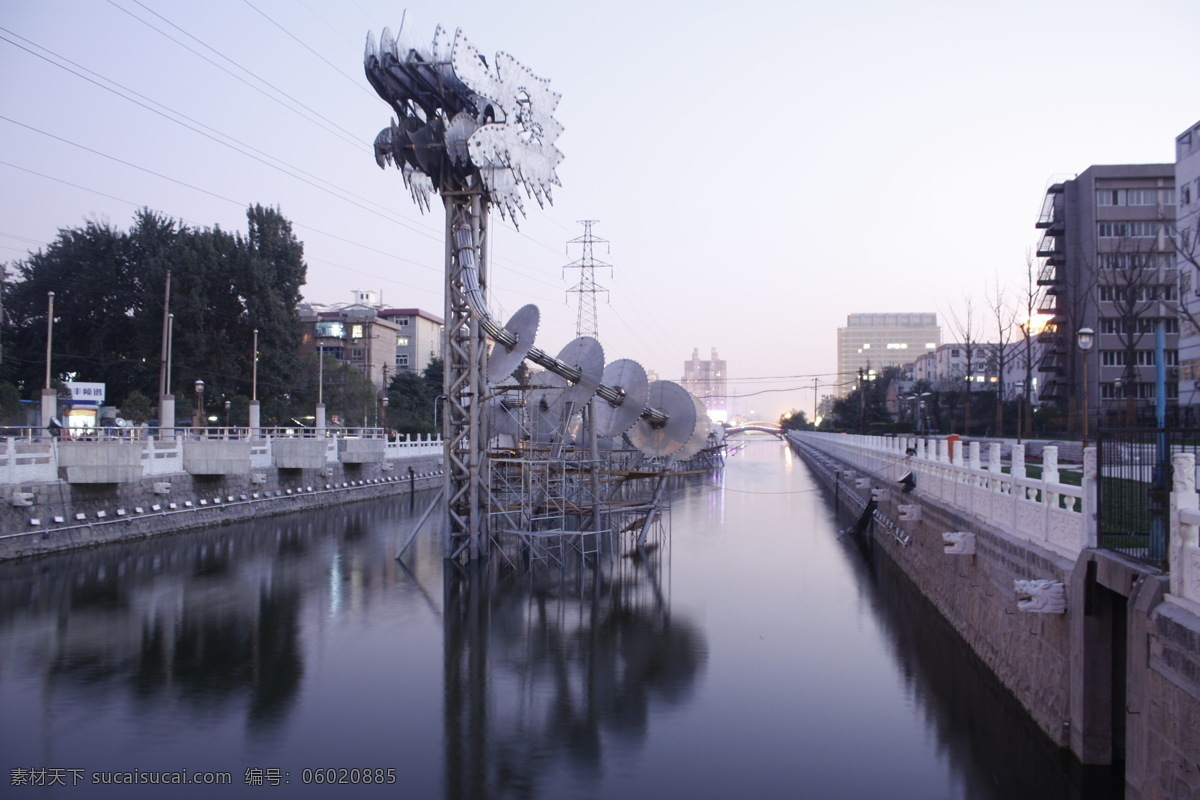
[789,432,1200,800]
[1,448,443,561]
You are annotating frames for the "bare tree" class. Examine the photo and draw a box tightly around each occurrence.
[1175,202,1200,416]
[942,295,981,435]
[1048,238,1098,435]
[985,271,1018,436]
[1093,228,1181,426]
[1017,250,1046,438]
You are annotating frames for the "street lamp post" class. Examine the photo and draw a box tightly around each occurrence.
[434,394,446,437]
[249,328,261,435]
[315,344,327,432]
[1015,380,1025,445]
[41,291,58,432]
[1077,327,1095,450]
[224,399,232,429]
[194,380,205,432]
[381,395,389,433]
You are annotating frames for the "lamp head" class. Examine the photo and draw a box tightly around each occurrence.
[1077,327,1095,353]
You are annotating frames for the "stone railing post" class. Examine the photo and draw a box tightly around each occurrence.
[1170,452,1197,600]
[1042,446,1059,544]
[1083,447,1098,548]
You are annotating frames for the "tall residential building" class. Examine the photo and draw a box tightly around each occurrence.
[1175,120,1200,420]
[301,291,444,387]
[377,308,444,376]
[1034,164,1178,425]
[682,348,727,423]
[303,304,399,391]
[835,313,941,397]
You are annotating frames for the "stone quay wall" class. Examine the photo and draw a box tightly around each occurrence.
[789,432,1200,800]
[0,455,443,561]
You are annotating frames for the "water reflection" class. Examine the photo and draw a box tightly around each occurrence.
[2,521,322,740]
[443,545,707,800]
[846,528,1120,800]
[0,449,1114,799]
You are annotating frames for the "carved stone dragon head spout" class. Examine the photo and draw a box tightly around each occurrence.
[941,531,975,555]
[1014,579,1067,614]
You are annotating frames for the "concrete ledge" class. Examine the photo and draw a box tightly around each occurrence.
[338,438,385,464]
[183,440,252,475]
[272,439,328,470]
[57,442,144,484]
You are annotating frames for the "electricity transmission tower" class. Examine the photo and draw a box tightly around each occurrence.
[564,220,612,339]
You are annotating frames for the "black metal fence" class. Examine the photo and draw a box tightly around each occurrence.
[1096,428,1200,570]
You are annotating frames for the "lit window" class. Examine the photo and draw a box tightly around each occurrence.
[396,335,410,346]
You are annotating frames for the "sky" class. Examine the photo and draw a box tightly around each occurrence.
[1,0,1197,422]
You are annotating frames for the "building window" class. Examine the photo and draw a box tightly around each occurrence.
[1097,189,1173,207]
[350,348,364,362]
[315,321,346,338]
[397,318,410,327]
[1097,221,1162,238]
[396,335,410,346]
[351,324,365,340]
[397,354,410,368]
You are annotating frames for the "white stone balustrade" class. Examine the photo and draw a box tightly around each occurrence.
[0,428,443,485]
[789,432,1093,561]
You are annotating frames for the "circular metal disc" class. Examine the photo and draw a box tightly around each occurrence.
[594,358,649,438]
[487,304,539,385]
[555,337,605,407]
[530,371,566,441]
[627,381,698,458]
[674,395,712,461]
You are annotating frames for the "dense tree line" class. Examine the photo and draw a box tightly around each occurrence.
[385,358,443,435]
[0,206,313,425]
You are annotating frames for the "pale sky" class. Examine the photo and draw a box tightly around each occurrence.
[2,0,1197,421]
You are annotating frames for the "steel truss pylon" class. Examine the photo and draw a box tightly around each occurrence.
[442,192,490,561]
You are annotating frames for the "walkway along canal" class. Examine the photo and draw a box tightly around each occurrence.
[0,439,1120,798]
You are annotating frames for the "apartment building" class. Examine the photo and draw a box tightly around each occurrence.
[1035,164,1178,425]
[835,313,941,397]
[301,291,444,389]
[305,304,399,391]
[377,308,444,376]
[1175,120,1200,420]
[682,347,728,423]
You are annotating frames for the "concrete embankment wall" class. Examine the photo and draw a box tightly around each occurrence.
[0,455,443,561]
[789,436,1200,800]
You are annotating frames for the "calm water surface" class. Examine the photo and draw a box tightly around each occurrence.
[1,440,1106,798]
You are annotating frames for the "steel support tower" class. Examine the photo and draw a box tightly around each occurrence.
[563,220,611,339]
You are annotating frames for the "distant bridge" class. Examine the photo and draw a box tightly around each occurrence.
[724,422,785,438]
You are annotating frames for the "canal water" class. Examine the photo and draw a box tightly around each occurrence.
[0,439,1114,799]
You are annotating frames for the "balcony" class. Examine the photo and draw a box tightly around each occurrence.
[1037,233,1059,258]
[1039,377,1064,400]
[1037,324,1060,344]
[1038,349,1066,375]
[1035,184,1065,229]
[1037,263,1059,287]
